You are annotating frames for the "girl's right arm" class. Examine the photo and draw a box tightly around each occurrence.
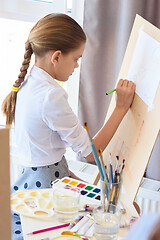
[85,79,136,162]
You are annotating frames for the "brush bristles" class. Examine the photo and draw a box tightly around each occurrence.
[84,122,89,132]
[98,149,103,156]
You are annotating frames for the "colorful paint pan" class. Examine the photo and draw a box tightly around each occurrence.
[71,188,80,192]
[62,178,70,184]
[77,183,86,188]
[64,185,71,189]
[95,195,101,200]
[87,193,96,198]
[85,186,94,191]
[93,188,101,193]
[69,181,79,186]
[81,190,88,195]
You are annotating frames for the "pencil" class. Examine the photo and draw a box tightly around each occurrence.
[106,88,116,95]
[27,223,70,235]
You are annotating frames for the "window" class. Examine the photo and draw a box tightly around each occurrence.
[0,0,85,184]
[0,0,66,22]
[0,18,34,125]
[0,0,85,124]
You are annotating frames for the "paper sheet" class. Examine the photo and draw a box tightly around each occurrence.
[127,29,160,110]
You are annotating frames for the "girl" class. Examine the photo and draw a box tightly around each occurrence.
[2,13,135,239]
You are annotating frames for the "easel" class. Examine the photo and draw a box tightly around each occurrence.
[93,15,160,217]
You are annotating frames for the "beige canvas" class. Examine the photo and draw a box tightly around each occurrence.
[103,14,160,214]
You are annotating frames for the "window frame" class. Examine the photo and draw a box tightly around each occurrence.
[0,0,66,22]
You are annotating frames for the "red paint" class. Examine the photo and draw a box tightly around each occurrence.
[77,183,86,188]
[71,188,80,192]
[64,185,71,189]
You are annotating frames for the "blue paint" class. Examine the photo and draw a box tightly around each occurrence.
[93,188,101,193]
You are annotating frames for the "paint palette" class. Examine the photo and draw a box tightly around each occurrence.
[52,177,101,205]
[10,188,54,219]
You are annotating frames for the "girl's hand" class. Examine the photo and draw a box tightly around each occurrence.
[115,79,136,114]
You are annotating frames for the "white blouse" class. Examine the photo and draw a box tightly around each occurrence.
[15,65,92,167]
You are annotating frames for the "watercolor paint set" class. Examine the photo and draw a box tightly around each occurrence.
[52,177,101,204]
[10,177,101,219]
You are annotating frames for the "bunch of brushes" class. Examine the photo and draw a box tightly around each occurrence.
[84,122,125,212]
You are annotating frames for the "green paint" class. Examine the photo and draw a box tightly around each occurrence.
[85,186,94,191]
[87,193,96,198]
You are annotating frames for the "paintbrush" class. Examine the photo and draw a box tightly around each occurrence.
[115,155,119,171]
[84,122,104,181]
[98,149,109,183]
[98,149,110,200]
[109,152,113,183]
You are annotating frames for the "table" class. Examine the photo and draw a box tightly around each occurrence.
[19,183,139,240]
[21,213,128,240]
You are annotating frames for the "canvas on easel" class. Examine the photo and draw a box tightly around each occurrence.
[102,14,160,216]
[0,128,11,239]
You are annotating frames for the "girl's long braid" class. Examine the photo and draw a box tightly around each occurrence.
[2,41,33,126]
[14,41,33,88]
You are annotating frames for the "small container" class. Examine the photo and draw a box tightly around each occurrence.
[53,187,80,223]
[93,204,122,240]
[100,178,123,209]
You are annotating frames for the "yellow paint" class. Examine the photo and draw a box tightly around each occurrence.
[69,181,78,186]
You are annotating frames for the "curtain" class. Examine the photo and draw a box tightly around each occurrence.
[78,0,160,180]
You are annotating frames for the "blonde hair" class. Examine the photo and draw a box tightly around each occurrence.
[2,13,86,126]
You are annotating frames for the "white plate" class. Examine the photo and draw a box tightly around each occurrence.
[11,189,54,219]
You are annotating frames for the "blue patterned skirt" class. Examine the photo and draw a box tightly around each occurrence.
[11,156,70,240]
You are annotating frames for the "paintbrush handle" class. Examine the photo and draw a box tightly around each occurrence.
[110,164,113,183]
[106,185,117,211]
[91,144,104,181]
